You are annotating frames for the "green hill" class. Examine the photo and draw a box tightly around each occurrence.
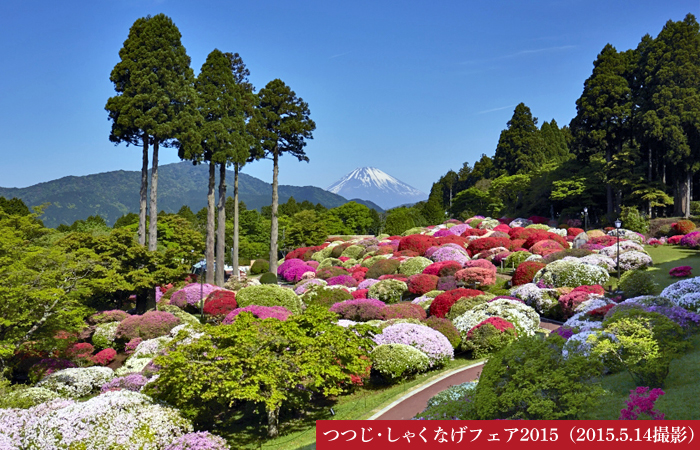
[0,162,354,227]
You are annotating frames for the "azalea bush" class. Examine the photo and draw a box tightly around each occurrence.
[370,343,430,382]
[367,279,408,304]
[203,290,237,318]
[533,259,609,288]
[672,219,696,235]
[422,316,461,349]
[669,266,693,277]
[373,323,454,367]
[170,283,219,310]
[92,321,120,350]
[329,298,386,321]
[37,366,114,398]
[101,373,150,393]
[619,269,658,297]
[452,298,540,338]
[365,258,401,279]
[236,284,303,314]
[461,317,518,357]
[380,303,427,320]
[455,267,496,286]
[429,288,485,318]
[619,386,665,420]
[512,261,546,286]
[115,310,181,342]
[222,305,292,323]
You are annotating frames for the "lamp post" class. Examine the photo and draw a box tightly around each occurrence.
[615,218,622,288]
[583,207,589,232]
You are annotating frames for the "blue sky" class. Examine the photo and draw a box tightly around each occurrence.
[1,0,697,195]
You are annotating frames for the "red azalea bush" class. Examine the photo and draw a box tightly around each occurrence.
[429,288,485,318]
[466,317,515,339]
[512,261,546,286]
[423,261,453,276]
[669,266,693,277]
[351,266,369,282]
[89,310,131,325]
[558,285,605,316]
[467,237,511,256]
[523,231,568,249]
[380,303,427,320]
[587,235,621,247]
[115,310,181,341]
[461,228,489,237]
[398,234,438,255]
[437,261,464,277]
[393,250,420,258]
[508,239,527,250]
[285,245,326,261]
[672,220,696,235]
[529,239,565,256]
[567,227,585,237]
[352,289,369,299]
[366,259,401,279]
[493,224,511,233]
[422,316,461,349]
[65,342,94,362]
[315,266,349,280]
[203,290,238,317]
[436,235,469,248]
[668,235,684,245]
[91,348,117,366]
[586,304,615,319]
[455,267,497,286]
[407,274,439,295]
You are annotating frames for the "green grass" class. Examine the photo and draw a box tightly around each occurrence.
[582,333,700,419]
[218,355,482,450]
[644,245,700,293]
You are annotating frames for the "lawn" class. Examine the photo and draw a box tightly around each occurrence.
[644,244,700,293]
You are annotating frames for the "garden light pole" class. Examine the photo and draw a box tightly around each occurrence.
[583,207,588,232]
[615,218,622,287]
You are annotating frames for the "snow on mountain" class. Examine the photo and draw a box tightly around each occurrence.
[326,167,427,210]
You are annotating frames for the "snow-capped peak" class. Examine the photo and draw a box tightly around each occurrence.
[326,167,427,209]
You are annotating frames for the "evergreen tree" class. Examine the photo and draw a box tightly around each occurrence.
[252,79,315,273]
[106,14,200,250]
[493,103,545,175]
[539,119,571,164]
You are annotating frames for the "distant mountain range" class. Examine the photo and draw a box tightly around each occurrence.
[0,162,384,227]
[326,167,427,209]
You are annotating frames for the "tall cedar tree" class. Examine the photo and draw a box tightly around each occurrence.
[493,103,545,176]
[106,14,200,250]
[638,14,700,217]
[184,50,254,285]
[570,44,633,218]
[252,79,315,274]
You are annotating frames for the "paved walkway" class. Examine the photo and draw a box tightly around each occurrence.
[370,320,561,420]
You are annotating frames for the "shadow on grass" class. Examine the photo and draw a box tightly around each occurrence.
[645,245,700,293]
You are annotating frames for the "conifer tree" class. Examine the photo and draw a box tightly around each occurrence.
[106,14,200,250]
[493,103,545,175]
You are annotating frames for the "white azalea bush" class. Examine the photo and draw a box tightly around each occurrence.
[453,299,540,338]
[370,343,431,381]
[510,283,559,316]
[91,321,120,350]
[533,259,609,288]
[0,390,192,449]
[37,367,114,399]
[372,323,454,367]
[660,277,700,310]
[579,254,617,272]
[606,229,644,244]
[616,251,653,271]
[599,240,646,258]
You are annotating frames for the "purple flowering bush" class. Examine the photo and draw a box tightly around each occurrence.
[222,305,292,323]
[327,274,359,287]
[101,373,150,393]
[170,283,219,309]
[329,298,386,321]
[373,323,454,367]
[164,431,230,450]
[619,386,665,420]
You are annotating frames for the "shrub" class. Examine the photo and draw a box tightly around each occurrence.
[329,298,386,321]
[529,239,565,256]
[101,373,150,393]
[461,318,518,358]
[164,431,230,450]
[504,251,532,268]
[619,386,665,420]
[65,342,94,363]
[669,266,692,277]
[91,348,117,366]
[437,275,458,291]
[398,234,438,255]
[277,258,306,276]
[523,231,568,249]
[222,305,292,323]
[92,321,120,350]
[286,245,326,261]
[452,299,540,337]
[466,335,603,419]
[370,343,430,382]
[250,259,269,274]
[407,273,439,295]
[672,219,696,235]
[37,366,115,398]
[302,285,353,308]
[365,258,401,279]
[455,267,497,286]
[399,256,433,276]
[533,259,609,288]
[327,274,358,288]
[429,246,470,265]
[467,237,511,256]
[236,284,303,314]
[431,261,463,277]
[512,261,546,286]
[203,290,237,318]
[158,304,201,327]
[89,310,130,325]
[381,303,427,320]
[367,279,408,304]
[116,311,181,342]
[373,323,453,367]
[422,316,461,349]
[429,288,485,318]
[619,269,659,297]
[446,295,492,321]
[259,272,278,284]
[352,288,368,299]
[280,264,316,282]
[620,206,649,234]
[170,283,219,310]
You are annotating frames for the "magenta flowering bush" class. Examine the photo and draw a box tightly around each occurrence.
[125,337,143,354]
[164,431,230,450]
[619,386,665,420]
[282,264,316,282]
[115,311,181,341]
[669,266,692,277]
[222,305,292,324]
[327,274,358,287]
[373,323,454,367]
[679,231,700,248]
[277,258,306,276]
[432,229,452,237]
[101,373,149,393]
[430,246,470,265]
[170,283,219,309]
[329,298,386,321]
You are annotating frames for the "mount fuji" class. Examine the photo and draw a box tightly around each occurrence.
[326,167,427,210]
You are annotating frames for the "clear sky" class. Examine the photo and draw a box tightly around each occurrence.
[1,0,697,195]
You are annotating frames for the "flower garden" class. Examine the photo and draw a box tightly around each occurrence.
[2,215,700,448]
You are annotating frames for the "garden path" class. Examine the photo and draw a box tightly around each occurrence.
[370,320,561,420]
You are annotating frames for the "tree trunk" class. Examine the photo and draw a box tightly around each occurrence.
[267,406,280,438]
[606,148,613,220]
[674,172,690,217]
[139,135,149,247]
[148,140,159,252]
[206,162,216,285]
[233,164,240,281]
[216,163,226,286]
[686,172,692,219]
[270,151,279,274]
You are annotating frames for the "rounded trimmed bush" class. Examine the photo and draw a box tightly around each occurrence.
[259,272,278,284]
[619,269,659,297]
[381,303,428,320]
[533,259,610,288]
[370,343,430,381]
[512,261,546,286]
[422,316,461,349]
[673,219,696,235]
[92,322,120,350]
[366,258,401,279]
[222,305,292,323]
[116,311,181,341]
[170,283,219,310]
[455,267,497,286]
[89,310,130,325]
[302,285,353,308]
[407,273,439,295]
[368,279,408,304]
[250,259,269,274]
[429,288,485,318]
[203,290,237,317]
[329,298,386,321]
[315,266,350,280]
[398,234,438,255]
[399,256,433,276]
[461,317,518,357]
[236,284,303,314]
[373,323,453,367]
[446,295,493,321]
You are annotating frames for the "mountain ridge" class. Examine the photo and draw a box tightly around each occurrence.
[326,166,427,209]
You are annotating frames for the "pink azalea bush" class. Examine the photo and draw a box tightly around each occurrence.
[164,431,230,450]
[669,266,692,277]
[116,311,181,341]
[91,348,117,366]
[170,283,219,309]
[619,386,665,420]
[222,305,292,323]
[329,298,386,321]
[454,267,497,286]
[101,373,149,393]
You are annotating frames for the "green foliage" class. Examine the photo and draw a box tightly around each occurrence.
[619,269,658,297]
[235,284,303,314]
[259,272,278,284]
[286,210,329,248]
[329,202,376,235]
[367,279,408,304]
[468,335,604,419]
[250,259,269,274]
[461,324,517,358]
[592,310,690,387]
[146,307,372,436]
[301,285,353,308]
[620,206,649,234]
[398,256,432,276]
[369,343,430,382]
[366,258,400,279]
[445,295,492,321]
